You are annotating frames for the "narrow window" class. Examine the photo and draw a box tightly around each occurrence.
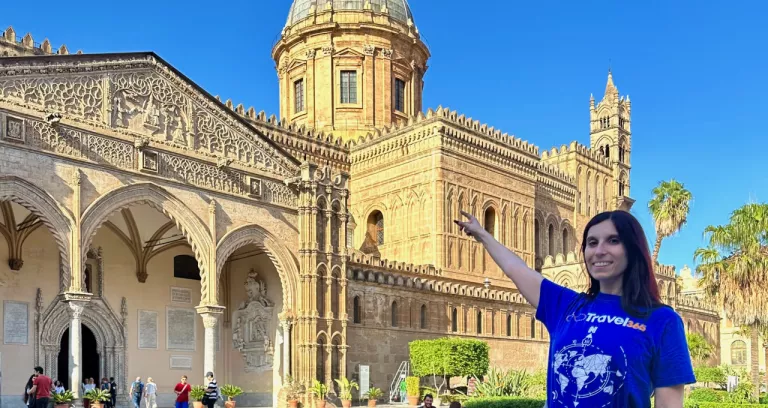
[506,315,512,336]
[476,310,483,334]
[341,71,357,104]
[420,304,427,329]
[353,296,361,323]
[451,308,458,332]
[294,79,304,113]
[484,207,496,237]
[395,78,406,112]
[391,301,398,327]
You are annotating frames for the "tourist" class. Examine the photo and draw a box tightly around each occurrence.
[83,378,96,408]
[130,377,143,408]
[174,375,191,408]
[420,394,434,407]
[448,402,461,408]
[54,381,65,394]
[455,210,695,407]
[143,377,158,408]
[109,377,117,408]
[203,372,218,408]
[26,367,52,408]
[23,374,36,408]
[100,378,111,408]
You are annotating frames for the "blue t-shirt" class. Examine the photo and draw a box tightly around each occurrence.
[536,279,695,407]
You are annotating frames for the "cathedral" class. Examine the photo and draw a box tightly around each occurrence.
[0,1,719,407]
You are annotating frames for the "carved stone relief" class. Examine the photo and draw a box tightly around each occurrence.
[0,76,104,122]
[25,120,135,169]
[232,268,275,372]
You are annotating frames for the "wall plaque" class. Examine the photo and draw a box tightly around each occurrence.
[138,310,158,349]
[3,301,29,345]
[166,307,196,351]
[170,355,193,370]
[170,287,192,304]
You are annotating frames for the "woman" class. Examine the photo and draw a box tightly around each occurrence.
[23,374,36,408]
[143,377,157,408]
[455,210,695,407]
[54,381,65,394]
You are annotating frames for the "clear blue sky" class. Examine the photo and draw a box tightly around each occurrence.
[3,1,766,272]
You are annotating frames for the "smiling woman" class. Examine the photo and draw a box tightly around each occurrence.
[455,209,695,408]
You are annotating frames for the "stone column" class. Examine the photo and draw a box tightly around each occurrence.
[65,296,89,399]
[280,320,292,380]
[197,306,224,378]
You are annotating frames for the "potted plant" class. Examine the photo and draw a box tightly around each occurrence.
[83,389,110,408]
[220,385,243,408]
[52,390,74,408]
[406,377,420,406]
[283,376,305,408]
[334,377,359,408]
[363,387,383,407]
[308,379,328,408]
[190,385,206,408]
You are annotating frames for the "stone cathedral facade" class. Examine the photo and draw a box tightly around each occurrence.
[0,1,719,407]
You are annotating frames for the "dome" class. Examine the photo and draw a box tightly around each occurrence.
[285,0,414,27]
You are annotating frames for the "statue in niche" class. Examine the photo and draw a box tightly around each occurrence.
[232,268,275,372]
[111,90,190,146]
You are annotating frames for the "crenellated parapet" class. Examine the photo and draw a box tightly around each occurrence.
[655,263,676,279]
[1,26,82,57]
[540,141,611,169]
[209,97,351,173]
[675,293,719,317]
[347,250,533,306]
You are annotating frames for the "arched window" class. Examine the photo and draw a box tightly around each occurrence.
[484,207,496,237]
[548,224,555,256]
[391,301,398,327]
[534,219,540,258]
[317,338,326,383]
[491,311,495,335]
[530,317,536,339]
[604,144,610,159]
[317,268,326,317]
[317,199,327,251]
[330,271,339,317]
[731,340,747,366]
[331,202,341,253]
[420,304,427,329]
[476,310,483,334]
[562,227,569,253]
[506,314,512,337]
[367,211,384,245]
[331,339,341,382]
[353,296,362,324]
[451,308,458,332]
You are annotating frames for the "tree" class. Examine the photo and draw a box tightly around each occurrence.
[686,332,714,365]
[409,337,490,395]
[695,203,768,399]
[648,179,693,263]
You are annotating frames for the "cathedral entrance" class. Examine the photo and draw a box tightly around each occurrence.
[57,325,99,389]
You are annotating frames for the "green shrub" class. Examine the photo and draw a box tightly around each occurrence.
[419,386,436,399]
[406,376,420,397]
[688,388,723,403]
[694,403,765,408]
[410,337,490,378]
[693,366,726,387]
[473,367,531,398]
[463,396,545,408]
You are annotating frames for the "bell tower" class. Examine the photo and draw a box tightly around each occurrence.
[590,70,633,209]
[272,0,430,141]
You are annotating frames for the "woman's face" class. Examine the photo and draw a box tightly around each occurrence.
[585,220,628,286]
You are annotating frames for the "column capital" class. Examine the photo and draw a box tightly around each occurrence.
[196,305,225,329]
[64,292,91,319]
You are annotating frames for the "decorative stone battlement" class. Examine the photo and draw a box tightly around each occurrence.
[212,97,351,172]
[540,141,611,168]
[349,106,539,157]
[542,251,581,268]
[655,263,676,279]
[347,250,531,306]
[675,294,719,316]
[1,26,81,56]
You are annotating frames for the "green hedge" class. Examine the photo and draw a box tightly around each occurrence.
[688,388,723,402]
[463,397,546,408]
[410,337,490,378]
[685,402,765,408]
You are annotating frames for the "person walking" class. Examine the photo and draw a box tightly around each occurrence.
[130,377,144,408]
[26,367,52,408]
[100,378,111,408]
[456,210,695,407]
[109,377,117,408]
[143,377,157,408]
[203,372,218,408]
[174,375,191,408]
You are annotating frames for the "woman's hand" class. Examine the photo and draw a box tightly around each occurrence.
[454,210,486,242]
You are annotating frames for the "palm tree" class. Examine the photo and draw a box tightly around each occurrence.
[648,179,693,263]
[695,203,768,399]
[686,332,714,365]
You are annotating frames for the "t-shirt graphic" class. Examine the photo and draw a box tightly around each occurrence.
[536,279,695,408]
[552,325,627,405]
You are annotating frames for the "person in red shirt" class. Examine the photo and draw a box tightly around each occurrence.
[27,367,52,408]
[174,375,191,408]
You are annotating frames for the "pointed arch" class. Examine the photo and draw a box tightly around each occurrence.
[0,176,74,290]
[216,224,300,308]
[81,183,213,302]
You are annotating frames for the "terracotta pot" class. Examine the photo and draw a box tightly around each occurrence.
[287,400,298,408]
[315,400,326,408]
[193,401,204,408]
[224,400,236,408]
[55,403,70,408]
[367,400,377,407]
[341,400,351,408]
[408,396,419,406]
[90,403,103,408]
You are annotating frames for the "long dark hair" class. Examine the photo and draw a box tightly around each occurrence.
[581,211,662,317]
